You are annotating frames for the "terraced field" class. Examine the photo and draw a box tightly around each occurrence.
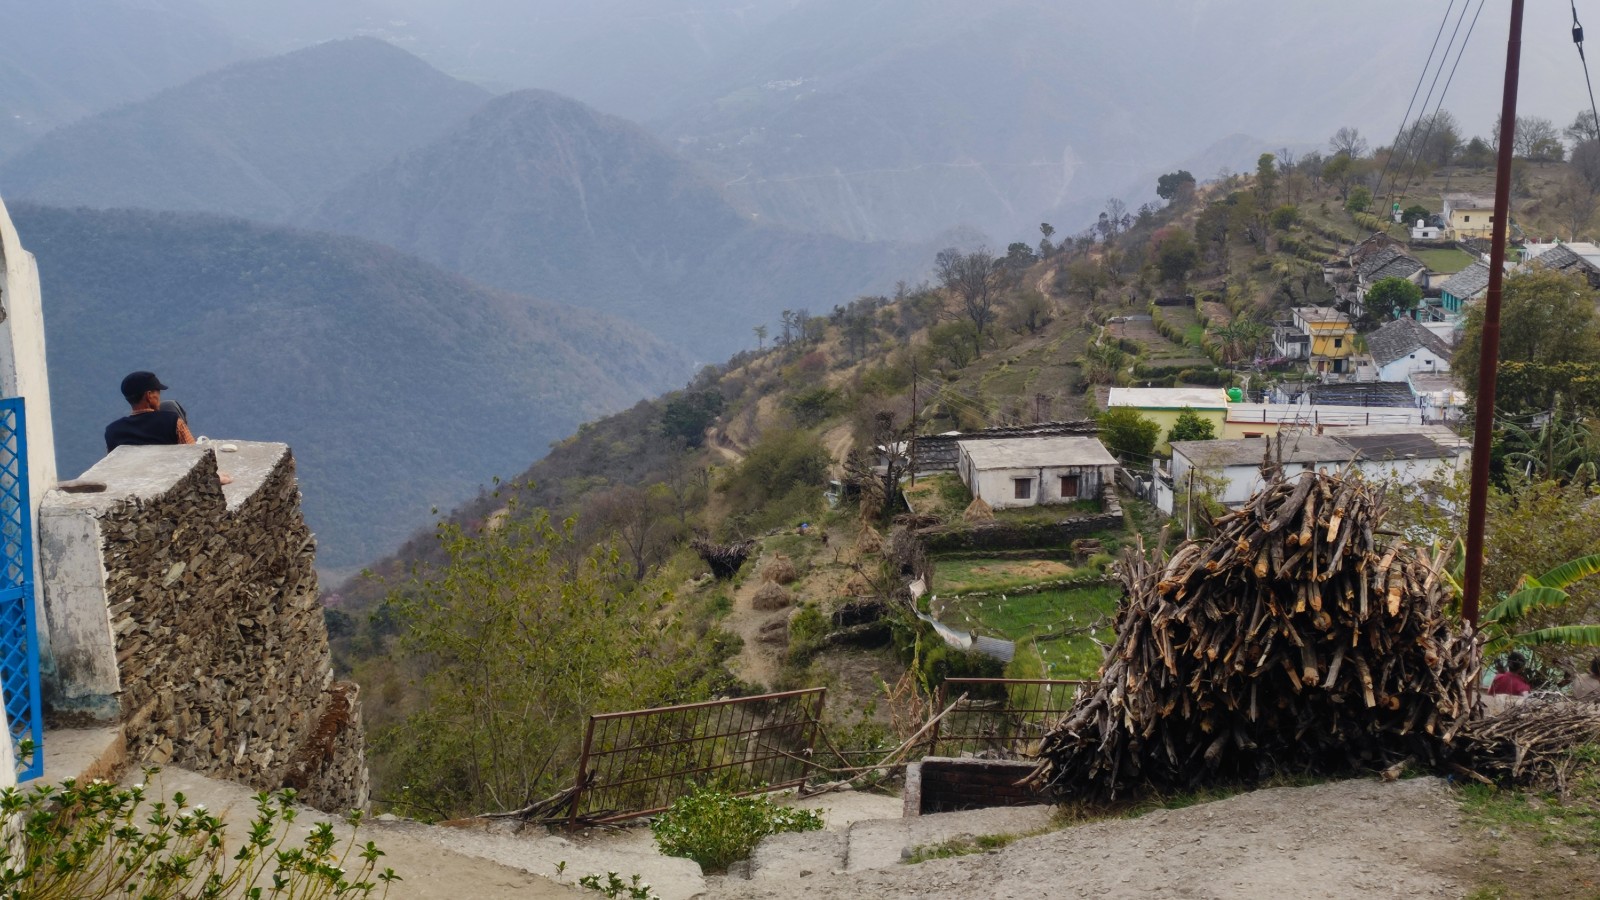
[1108,315,1210,370]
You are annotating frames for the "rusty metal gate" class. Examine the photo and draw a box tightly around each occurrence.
[570,687,826,825]
[930,678,1086,758]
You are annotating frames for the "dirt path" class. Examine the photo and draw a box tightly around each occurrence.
[725,568,786,688]
[707,777,1468,899]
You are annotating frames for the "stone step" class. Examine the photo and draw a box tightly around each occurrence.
[735,802,1057,885]
[19,724,127,790]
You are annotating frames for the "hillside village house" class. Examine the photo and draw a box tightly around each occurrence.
[1436,260,1490,319]
[1366,317,1452,383]
[955,436,1117,510]
[1352,244,1425,303]
[1525,241,1600,287]
[1442,193,1496,240]
[1273,306,1357,377]
[1155,429,1466,516]
[1106,387,1229,450]
[1409,372,1468,423]
[1104,385,1420,443]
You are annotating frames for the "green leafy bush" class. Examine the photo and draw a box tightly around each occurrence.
[651,788,824,872]
[0,770,398,899]
[577,871,660,900]
[786,604,831,662]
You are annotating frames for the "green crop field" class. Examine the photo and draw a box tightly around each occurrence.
[932,584,1121,680]
[1413,247,1476,274]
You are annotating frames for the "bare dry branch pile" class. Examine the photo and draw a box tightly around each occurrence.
[693,538,756,580]
[1034,470,1480,799]
[1454,698,1600,791]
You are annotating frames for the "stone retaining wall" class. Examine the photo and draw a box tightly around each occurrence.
[39,442,366,812]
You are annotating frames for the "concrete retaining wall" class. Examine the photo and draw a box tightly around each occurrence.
[38,442,366,812]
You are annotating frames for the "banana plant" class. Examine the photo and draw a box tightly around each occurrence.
[1480,553,1600,656]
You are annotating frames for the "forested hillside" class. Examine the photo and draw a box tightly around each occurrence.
[307,88,916,359]
[0,39,490,222]
[343,129,1600,822]
[17,203,690,570]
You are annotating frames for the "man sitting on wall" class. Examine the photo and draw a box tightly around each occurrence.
[105,371,193,451]
[104,371,235,484]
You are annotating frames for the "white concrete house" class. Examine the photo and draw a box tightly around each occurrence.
[956,436,1118,510]
[1367,317,1452,383]
[1160,430,1465,515]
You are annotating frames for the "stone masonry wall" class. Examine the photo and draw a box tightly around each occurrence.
[40,442,367,813]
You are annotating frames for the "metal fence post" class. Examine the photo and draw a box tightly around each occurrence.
[568,715,597,830]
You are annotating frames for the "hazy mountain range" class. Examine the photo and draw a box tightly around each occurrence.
[15,0,1581,245]
[1,40,490,222]
[4,0,1597,571]
[16,203,687,570]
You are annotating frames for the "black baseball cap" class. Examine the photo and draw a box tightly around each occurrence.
[120,371,169,402]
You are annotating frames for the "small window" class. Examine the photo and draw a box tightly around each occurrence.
[1463,215,1471,222]
[1059,475,1080,498]
[1013,478,1033,500]
[1243,432,1263,439]
[1334,338,1343,348]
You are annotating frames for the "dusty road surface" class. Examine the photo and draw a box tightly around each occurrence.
[708,777,1467,899]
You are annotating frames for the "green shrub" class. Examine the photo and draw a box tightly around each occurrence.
[577,871,660,900]
[0,770,398,899]
[786,604,830,663]
[651,788,824,872]
[918,643,1005,686]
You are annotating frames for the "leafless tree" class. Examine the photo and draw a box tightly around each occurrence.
[1550,171,1600,240]
[1329,126,1368,159]
[1572,140,1600,192]
[935,247,1007,357]
[1102,197,1128,241]
[1276,148,1299,204]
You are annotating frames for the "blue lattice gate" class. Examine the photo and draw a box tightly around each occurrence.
[0,399,41,779]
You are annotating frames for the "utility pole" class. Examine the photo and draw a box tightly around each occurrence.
[1463,0,1525,629]
[1185,467,1195,541]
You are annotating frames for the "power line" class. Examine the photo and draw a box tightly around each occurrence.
[1395,0,1486,208]
[1383,0,1473,204]
[1574,0,1600,142]
[1377,0,1460,206]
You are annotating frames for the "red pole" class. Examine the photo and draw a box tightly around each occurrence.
[1462,0,1525,628]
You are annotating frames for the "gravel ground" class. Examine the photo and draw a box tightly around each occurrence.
[706,777,1468,899]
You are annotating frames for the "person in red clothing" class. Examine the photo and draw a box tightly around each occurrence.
[1489,652,1533,696]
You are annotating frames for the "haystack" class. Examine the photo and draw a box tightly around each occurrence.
[962,496,995,523]
[752,582,794,611]
[857,524,883,555]
[764,555,798,585]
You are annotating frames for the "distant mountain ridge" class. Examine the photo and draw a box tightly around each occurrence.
[0,0,258,159]
[0,38,491,222]
[306,88,914,359]
[15,203,690,570]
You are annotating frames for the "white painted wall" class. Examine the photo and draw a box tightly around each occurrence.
[958,453,1110,509]
[0,195,59,670]
[1376,348,1450,383]
[1169,452,1466,515]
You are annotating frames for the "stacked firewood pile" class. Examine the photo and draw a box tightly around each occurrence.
[1034,469,1480,799]
[1454,698,1600,791]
